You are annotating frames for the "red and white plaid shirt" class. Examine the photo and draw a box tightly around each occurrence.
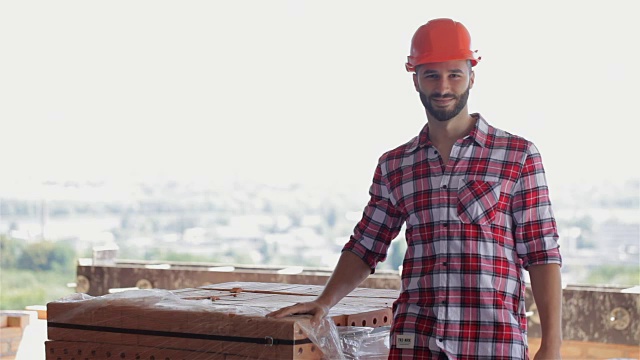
[343,114,562,360]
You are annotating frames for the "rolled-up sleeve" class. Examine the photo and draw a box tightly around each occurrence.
[512,143,562,269]
[342,160,406,273]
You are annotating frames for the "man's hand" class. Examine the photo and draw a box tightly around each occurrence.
[266,300,329,326]
[266,252,371,326]
[533,345,561,360]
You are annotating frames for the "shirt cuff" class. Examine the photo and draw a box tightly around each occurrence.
[522,247,562,269]
[342,241,381,274]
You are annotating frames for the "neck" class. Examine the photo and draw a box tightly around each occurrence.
[426,109,475,146]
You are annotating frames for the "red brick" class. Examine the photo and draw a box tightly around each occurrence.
[1,341,10,354]
[25,305,47,320]
[10,338,22,352]
[345,308,393,328]
[5,314,30,329]
[0,327,22,339]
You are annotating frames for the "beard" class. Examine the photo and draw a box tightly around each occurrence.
[419,85,470,122]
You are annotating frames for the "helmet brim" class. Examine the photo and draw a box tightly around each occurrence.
[405,51,480,72]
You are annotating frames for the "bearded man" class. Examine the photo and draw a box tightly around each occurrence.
[269,18,563,360]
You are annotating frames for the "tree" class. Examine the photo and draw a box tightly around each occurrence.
[0,235,25,269]
[17,241,75,272]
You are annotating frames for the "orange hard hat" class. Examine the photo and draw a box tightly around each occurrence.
[405,18,480,72]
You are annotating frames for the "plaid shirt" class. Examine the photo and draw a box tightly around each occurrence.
[343,114,562,360]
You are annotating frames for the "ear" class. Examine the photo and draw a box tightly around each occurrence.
[469,70,475,89]
[412,72,420,92]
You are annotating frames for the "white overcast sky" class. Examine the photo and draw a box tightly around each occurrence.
[1,1,638,193]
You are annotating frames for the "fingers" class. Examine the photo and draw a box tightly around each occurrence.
[266,302,314,319]
[311,311,325,327]
[266,302,332,329]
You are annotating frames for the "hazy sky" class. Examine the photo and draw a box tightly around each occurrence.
[1,1,638,193]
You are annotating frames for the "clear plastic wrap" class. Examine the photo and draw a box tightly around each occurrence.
[45,284,393,360]
[338,326,390,360]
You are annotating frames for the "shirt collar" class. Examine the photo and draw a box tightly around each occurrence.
[405,113,490,153]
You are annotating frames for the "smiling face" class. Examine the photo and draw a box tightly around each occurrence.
[413,60,475,122]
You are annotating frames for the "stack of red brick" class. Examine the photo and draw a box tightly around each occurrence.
[46,282,398,359]
[0,312,31,360]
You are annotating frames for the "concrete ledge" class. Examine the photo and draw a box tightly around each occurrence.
[528,337,640,359]
[77,260,640,347]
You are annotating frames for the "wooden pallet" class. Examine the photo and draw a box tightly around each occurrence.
[46,282,398,359]
[45,339,316,360]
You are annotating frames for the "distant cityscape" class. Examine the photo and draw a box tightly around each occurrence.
[1,177,638,286]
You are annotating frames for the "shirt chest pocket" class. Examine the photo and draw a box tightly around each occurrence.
[456,177,501,225]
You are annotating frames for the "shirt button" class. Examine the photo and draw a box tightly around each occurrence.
[443,223,448,228]
[442,185,447,189]
[442,262,447,266]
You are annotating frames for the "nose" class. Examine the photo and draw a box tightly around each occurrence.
[435,77,451,95]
